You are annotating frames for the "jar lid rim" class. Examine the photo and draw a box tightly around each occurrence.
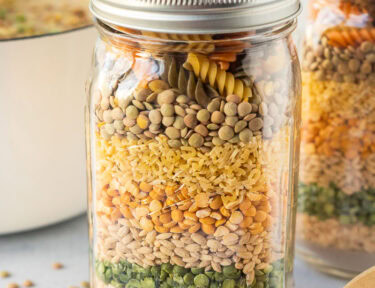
[90,0,302,34]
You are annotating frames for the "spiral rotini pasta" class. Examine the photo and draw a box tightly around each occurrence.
[185,52,252,101]
[339,1,368,16]
[310,0,374,21]
[324,27,375,47]
[141,31,215,54]
[344,0,375,16]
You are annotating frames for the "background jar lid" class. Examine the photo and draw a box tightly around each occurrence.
[90,0,302,34]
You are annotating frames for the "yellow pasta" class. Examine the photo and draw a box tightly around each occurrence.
[185,52,252,101]
[141,31,215,53]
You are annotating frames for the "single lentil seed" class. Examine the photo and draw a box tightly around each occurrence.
[239,129,253,142]
[225,116,238,127]
[161,104,175,117]
[188,133,204,148]
[149,110,162,124]
[173,116,186,129]
[0,271,10,278]
[249,118,263,131]
[211,111,225,124]
[52,262,64,269]
[218,126,234,141]
[165,127,180,140]
[125,105,139,120]
[80,281,90,288]
[184,114,198,128]
[223,102,237,116]
[226,94,241,104]
[23,280,34,287]
[196,109,210,123]
[207,99,220,112]
[237,102,252,117]
[162,116,175,127]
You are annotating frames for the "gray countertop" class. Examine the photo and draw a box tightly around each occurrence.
[0,215,347,288]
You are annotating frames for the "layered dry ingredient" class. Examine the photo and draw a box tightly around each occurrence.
[0,0,91,39]
[91,24,299,288]
[298,0,375,268]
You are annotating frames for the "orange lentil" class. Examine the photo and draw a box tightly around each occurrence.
[171,209,183,222]
[220,206,230,217]
[195,193,209,208]
[165,185,176,196]
[151,215,162,226]
[110,209,122,221]
[201,223,215,235]
[159,212,172,224]
[215,219,226,227]
[199,217,216,225]
[239,216,253,229]
[120,206,133,219]
[164,221,177,228]
[139,182,153,192]
[254,210,268,222]
[23,280,34,287]
[155,225,169,233]
[178,199,192,210]
[170,226,184,233]
[209,196,223,210]
[188,223,201,233]
[149,190,164,200]
[52,262,64,270]
[178,222,190,230]
[184,211,198,222]
[188,202,199,213]
[243,205,256,217]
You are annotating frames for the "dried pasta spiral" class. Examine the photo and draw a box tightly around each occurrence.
[310,0,374,21]
[343,0,375,16]
[339,1,368,17]
[161,56,211,107]
[185,53,252,101]
[324,27,375,47]
[141,31,215,54]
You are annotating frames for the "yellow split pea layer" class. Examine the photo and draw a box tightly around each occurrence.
[95,132,290,236]
[300,72,375,194]
[97,178,272,236]
[301,72,375,160]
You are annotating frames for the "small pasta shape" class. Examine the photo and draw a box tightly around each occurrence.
[161,55,210,107]
[339,1,367,17]
[310,0,373,21]
[185,53,252,101]
[324,27,375,47]
[141,31,215,54]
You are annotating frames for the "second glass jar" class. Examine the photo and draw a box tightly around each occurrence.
[297,0,375,277]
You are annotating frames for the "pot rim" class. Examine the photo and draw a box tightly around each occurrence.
[0,24,94,43]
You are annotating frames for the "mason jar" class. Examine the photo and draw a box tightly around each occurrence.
[297,0,375,277]
[86,1,302,287]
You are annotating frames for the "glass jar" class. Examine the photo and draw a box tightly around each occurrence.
[297,0,375,277]
[86,1,302,287]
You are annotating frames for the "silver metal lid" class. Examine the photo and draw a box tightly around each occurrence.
[90,0,302,34]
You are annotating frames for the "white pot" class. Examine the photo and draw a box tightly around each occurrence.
[0,27,97,234]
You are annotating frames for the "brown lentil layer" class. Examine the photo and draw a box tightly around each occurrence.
[302,38,375,84]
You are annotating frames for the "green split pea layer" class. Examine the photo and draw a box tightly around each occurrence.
[96,259,284,288]
[298,183,375,226]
